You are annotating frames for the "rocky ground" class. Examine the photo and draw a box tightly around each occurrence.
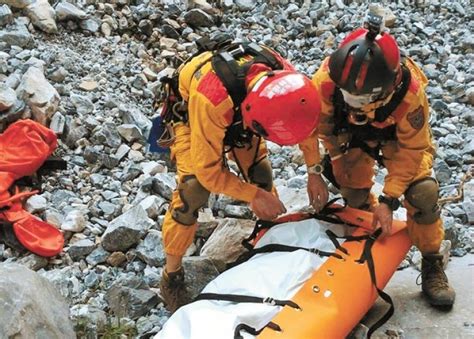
[0,0,472,338]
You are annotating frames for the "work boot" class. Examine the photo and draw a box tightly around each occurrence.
[160,267,192,313]
[421,254,455,307]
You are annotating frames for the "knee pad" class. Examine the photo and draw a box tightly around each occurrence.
[248,157,273,192]
[340,188,371,209]
[405,177,440,224]
[172,175,210,226]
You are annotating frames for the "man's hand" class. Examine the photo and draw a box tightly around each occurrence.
[250,188,287,221]
[371,202,393,237]
[307,174,329,212]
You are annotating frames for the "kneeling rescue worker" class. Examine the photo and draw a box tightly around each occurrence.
[157,36,322,312]
[304,14,455,307]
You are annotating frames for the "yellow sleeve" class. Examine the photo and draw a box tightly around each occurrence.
[298,130,321,167]
[310,60,343,162]
[382,91,434,198]
[188,92,259,203]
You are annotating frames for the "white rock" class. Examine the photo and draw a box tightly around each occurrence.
[55,2,87,21]
[61,210,87,232]
[26,0,57,34]
[16,66,60,125]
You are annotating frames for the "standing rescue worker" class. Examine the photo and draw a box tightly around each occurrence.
[302,16,456,307]
[158,39,322,312]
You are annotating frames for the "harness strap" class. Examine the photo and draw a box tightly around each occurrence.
[373,64,411,122]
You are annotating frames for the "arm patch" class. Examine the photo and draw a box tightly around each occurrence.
[407,105,425,130]
[196,71,229,106]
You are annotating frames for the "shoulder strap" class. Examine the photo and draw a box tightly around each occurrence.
[212,42,284,115]
[374,63,411,122]
[332,87,349,136]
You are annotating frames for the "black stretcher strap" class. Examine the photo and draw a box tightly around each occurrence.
[354,228,395,338]
[229,243,342,269]
[195,293,300,310]
[234,321,281,339]
[195,292,295,339]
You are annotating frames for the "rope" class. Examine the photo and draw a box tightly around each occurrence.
[438,168,473,206]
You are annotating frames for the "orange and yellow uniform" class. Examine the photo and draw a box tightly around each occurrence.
[162,49,296,257]
[300,57,444,254]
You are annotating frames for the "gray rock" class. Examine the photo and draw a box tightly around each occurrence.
[223,205,253,219]
[117,123,143,142]
[139,195,167,219]
[4,73,21,89]
[0,83,16,112]
[51,189,77,207]
[48,67,68,83]
[65,125,88,149]
[84,271,99,287]
[0,264,75,338]
[55,2,87,21]
[101,205,154,252]
[68,238,96,261]
[0,4,13,26]
[16,66,60,125]
[93,122,122,148]
[70,93,94,115]
[115,144,130,161]
[50,111,65,134]
[70,305,107,333]
[234,0,256,11]
[184,9,214,27]
[17,254,48,271]
[119,106,151,137]
[434,159,452,184]
[80,18,101,33]
[98,201,117,215]
[182,256,221,299]
[152,173,177,200]
[0,25,33,48]
[105,278,159,320]
[1,0,32,9]
[26,0,57,34]
[86,246,110,266]
[136,230,165,266]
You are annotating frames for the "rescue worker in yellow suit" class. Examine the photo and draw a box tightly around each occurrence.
[159,41,322,312]
[302,20,456,307]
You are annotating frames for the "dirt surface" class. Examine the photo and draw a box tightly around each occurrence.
[364,254,474,338]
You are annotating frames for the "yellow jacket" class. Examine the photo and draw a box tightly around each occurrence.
[301,57,435,198]
[177,49,298,203]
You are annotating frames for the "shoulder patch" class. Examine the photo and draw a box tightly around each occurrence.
[196,71,229,106]
[407,105,425,130]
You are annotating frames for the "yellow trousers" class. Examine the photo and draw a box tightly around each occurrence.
[162,124,270,256]
[333,146,444,254]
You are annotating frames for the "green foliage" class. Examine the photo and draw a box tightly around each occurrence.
[75,317,137,339]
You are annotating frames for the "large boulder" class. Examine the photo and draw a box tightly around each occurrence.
[0,263,75,338]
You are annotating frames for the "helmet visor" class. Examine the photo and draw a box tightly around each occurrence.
[340,89,380,108]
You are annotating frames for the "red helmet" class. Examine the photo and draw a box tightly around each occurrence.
[328,27,401,99]
[241,70,321,146]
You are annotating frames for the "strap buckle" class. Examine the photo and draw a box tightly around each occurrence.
[263,297,276,306]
